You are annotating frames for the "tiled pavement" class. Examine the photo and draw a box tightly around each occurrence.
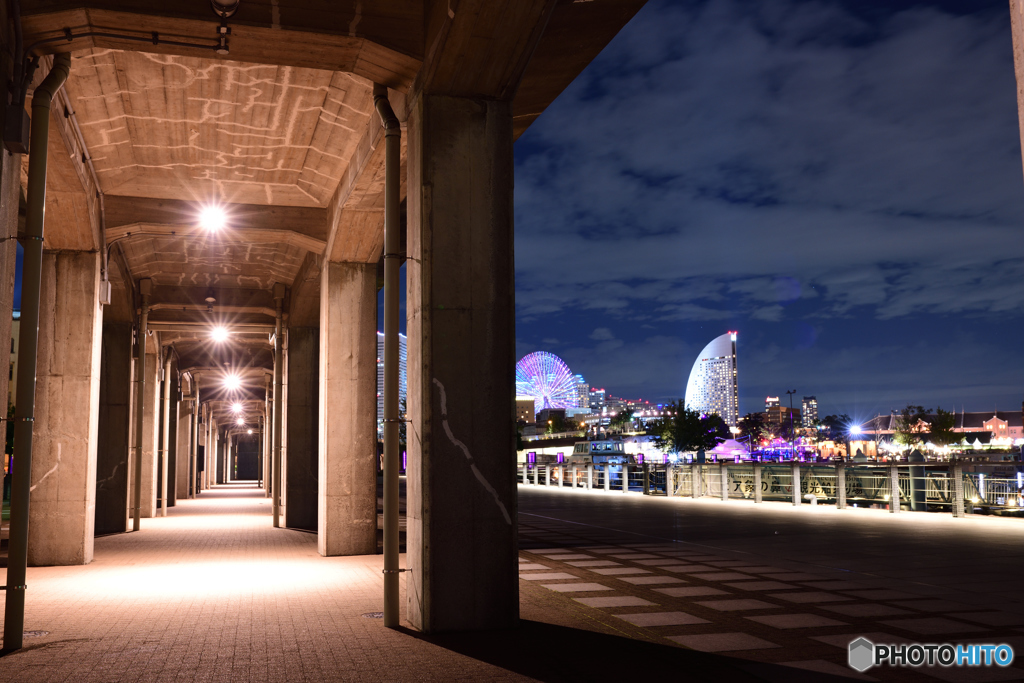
[1,483,860,683]
[2,482,1024,681]
[518,486,1024,683]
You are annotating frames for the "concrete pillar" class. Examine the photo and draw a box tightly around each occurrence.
[264,377,272,496]
[317,263,377,555]
[603,465,610,492]
[951,462,965,517]
[279,326,316,531]
[753,462,762,503]
[134,352,159,516]
[521,464,528,485]
[836,463,846,509]
[0,126,19,412]
[586,464,593,490]
[889,461,900,513]
[28,251,103,565]
[692,464,701,498]
[720,463,728,501]
[791,461,801,505]
[532,463,539,486]
[544,465,550,486]
[621,465,628,492]
[95,322,132,535]
[406,94,517,633]
[175,383,190,502]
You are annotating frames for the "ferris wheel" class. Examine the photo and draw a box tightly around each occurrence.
[515,351,578,412]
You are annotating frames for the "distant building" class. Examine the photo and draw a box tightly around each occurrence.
[574,375,590,408]
[684,332,739,427]
[376,332,407,435]
[589,387,606,411]
[766,405,801,428]
[765,396,779,410]
[864,410,1023,444]
[515,398,535,424]
[802,396,818,427]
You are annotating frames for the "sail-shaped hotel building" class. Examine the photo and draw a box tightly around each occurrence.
[684,332,739,428]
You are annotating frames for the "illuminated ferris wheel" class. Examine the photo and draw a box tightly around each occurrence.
[515,351,578,413]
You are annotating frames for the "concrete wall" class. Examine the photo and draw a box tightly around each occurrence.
[285,326,318,531]
[318,262,377,556]
[28,251,104,566]
[95,321,132,535]
[405,95,518,631]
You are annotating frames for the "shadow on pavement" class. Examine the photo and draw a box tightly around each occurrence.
[398,620,858,682]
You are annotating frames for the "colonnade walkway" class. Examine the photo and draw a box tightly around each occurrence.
[5,484,1024,681]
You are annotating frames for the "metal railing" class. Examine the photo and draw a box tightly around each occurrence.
[517,461,1024,518]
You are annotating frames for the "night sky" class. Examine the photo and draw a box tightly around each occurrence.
[512,0,1024,422]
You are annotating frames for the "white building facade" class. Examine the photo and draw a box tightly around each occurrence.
[684,332,739,428]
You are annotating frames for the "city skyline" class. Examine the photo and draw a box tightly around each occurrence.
[513,0,1024,418]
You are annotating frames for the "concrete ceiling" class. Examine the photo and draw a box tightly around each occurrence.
[20,0,648,408]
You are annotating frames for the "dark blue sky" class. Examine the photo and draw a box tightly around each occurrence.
[512,0,1024,421]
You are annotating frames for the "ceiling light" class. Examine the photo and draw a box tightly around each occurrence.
[247,429,253,435]
[199,205,227,232]
[223,374,241,391]
[231,402,243,414]
[211,0,239,18]
[211,326,229,343]
[236,417,245,426]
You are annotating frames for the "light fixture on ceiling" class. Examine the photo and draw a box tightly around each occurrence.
[231,402,243,414]
[247,429,253,435]
[205,288,217,312]
[199,204,227,232]
[223,374,241,392]
[236,417,245,426]
[210,325,229,343]
[211,0,239,18]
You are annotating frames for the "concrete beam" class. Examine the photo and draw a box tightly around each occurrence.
[104,196,329,254]
[21,3,421,88]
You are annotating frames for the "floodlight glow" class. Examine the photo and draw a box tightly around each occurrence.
[236,417,245,426]
[247,429,253,435]
[231,402,243,414]
[199,204,227,232]
[850,425,862,435]
[223,374,241,391]
[211,326,230,342]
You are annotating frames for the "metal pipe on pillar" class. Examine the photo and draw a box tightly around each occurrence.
[374,83,402,629]
[272,283,285,527]
[132,279,152,529]
[3,51,71,655]
[159,353,172,516]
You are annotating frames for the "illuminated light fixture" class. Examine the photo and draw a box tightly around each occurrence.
[849,425,862,435]
[223,374,241,391]
[231,402,243,414]
[199,204,227,232]
[236,417,245,426]
[247,429,253,435]
[210,325,229,343]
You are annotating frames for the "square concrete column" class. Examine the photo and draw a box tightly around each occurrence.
[28,251,103,566]
[175,395,191,502]
[406,94,517,632]
[286,326,319,531]
[138,353,160,516]
[317,263,377,555]
[95,322,132,535]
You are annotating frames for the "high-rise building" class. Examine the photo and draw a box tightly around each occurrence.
[574,374,590,408]
[684,331,739,427]
[765,396,780,410]
[589,387,606,411]
[376,332,407,435]
[802,396,818,427]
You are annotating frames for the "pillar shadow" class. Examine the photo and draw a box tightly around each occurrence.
[396,620,855,682]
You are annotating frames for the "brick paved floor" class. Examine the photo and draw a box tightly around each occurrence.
[1,483,854,682]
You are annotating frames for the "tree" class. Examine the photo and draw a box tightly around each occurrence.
[819,414,853,442]
[893,405,929,452]
[545,415,573,434]
[928,407,959,449]
[650,400,730,455]
[737,412,769,446]
[608,407,635,432]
